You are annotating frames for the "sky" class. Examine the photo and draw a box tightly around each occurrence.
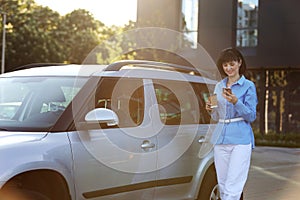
[35,0,137,26]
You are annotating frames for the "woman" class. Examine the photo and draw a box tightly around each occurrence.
[206,47,258,200]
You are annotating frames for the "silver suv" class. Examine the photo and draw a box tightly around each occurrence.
[0,60,218,200]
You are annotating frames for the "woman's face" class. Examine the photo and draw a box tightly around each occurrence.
[222,60,241,78]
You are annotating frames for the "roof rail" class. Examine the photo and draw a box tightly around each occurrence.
[105,60,201,75]
[9,63,67,72]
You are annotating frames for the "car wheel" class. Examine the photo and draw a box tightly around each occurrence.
[209,184,221,200]
[196,166,244,200]
[197,166,220,200]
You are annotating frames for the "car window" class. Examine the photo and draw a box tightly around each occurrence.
[93,77,144,128]
[0,77,87,131]
[40,86,81,113]
[153,79,211,125]
[154,83,181,125]
[190,82,213,124]
[0,102,21,120]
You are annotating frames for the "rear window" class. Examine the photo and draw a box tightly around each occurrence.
[153,79,212,125]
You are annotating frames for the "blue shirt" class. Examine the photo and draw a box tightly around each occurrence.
[211,75,258,148]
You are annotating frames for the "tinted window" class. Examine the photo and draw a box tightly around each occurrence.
[93,77,144,128]
[154,83,181,125]
[153,79,211,125]
[191,82,212,124]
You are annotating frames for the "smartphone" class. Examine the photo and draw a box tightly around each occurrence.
[223,87,232,95]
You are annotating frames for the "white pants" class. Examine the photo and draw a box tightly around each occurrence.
[214,144,252,200]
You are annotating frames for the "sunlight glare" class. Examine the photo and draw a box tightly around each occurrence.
[35,0,137,26]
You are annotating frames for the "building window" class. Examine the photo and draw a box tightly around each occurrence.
[181,0,199,48]
[236,0,259,47]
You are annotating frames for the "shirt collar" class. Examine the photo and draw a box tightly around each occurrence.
[222,75,245,86]
[237,75,246,85]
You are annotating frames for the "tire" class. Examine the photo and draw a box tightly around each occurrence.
[196,166,244,200]
[197,166,220,200]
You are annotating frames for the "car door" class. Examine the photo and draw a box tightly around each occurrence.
[70,77,159,200]
[150,78,213,199]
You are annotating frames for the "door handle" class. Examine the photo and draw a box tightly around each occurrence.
[141,140,155,150]
[198,136,206,143]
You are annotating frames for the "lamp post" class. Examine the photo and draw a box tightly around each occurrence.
[1,12,6,74]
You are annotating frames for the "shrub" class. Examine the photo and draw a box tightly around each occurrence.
[254,131,300,148]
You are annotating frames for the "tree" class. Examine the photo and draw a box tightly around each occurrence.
[83,21,138,65]
[1,0,63,71]
[1,0,137,70]
[55,9,104,64]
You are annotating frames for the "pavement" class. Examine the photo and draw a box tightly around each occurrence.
[244,146,300,200]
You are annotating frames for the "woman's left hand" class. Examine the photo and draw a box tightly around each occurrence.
[222,91,238,105]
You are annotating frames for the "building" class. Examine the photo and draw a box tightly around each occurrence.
[136,0,300,134]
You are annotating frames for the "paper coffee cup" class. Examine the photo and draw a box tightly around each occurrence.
[209,94,218,108]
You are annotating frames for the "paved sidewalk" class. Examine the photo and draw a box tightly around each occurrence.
[244,147,300,200]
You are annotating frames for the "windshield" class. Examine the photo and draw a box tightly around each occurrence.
[0,76,88,131]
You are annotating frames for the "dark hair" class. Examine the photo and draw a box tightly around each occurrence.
[216,47,246,75]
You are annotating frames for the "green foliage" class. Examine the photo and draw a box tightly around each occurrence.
[1,0,63,70]
[55,9,104,63]
[0,0,136,70]
[254,131,300,148]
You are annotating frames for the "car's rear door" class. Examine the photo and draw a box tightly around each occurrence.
[150,78,213,199]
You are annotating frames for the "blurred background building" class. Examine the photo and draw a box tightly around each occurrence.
[136,0,300,134]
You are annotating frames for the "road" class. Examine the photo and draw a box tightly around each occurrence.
[244,146,300,200]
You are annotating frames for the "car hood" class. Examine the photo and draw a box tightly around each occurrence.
[0,131,47,146]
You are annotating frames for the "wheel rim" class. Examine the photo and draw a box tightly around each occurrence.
[210,184,221,200]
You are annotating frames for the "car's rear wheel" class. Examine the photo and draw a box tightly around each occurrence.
[209,184,221,200]
[196,165,244,200]
[197,166,219,200]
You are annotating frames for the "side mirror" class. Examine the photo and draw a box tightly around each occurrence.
[85,108,119,126]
